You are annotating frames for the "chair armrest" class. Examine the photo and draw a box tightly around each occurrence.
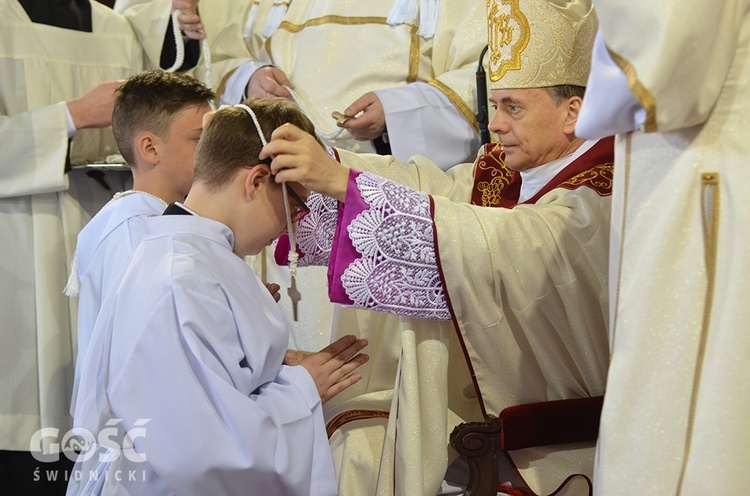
[450,415,501,496]
[499,396,604,451]
[449,396,604,496]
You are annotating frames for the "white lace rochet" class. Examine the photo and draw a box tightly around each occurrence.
[340,173,449,320]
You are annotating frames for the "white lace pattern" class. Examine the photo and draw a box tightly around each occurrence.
[341,173,449,320]
[295,193,339,266]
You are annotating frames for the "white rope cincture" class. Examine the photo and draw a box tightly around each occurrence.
[284,85,344,141]
[165,10,185,73]
[166,10,212,89]
[232,104,299,278]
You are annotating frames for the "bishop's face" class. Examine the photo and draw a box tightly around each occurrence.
[488,88,573,172]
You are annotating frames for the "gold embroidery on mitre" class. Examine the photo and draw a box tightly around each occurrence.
[487,0,531,82]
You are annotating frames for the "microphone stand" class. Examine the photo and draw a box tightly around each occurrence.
[476,45,491,145]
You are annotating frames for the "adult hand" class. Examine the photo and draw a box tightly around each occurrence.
[264,282,281,303]
[246,66,294,99]
[173,0,204,40]
[67,80,125,130]
[338,92,386,141]
[300,335,368,404]
[260,124,350,202]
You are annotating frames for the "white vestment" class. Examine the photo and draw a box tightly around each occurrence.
[577,1,750,494]
[294,141,613,495]
[68,214,337,496]
[113,0,172,70]
[0,0,143,452]
[204,0,484,168]
[69,192,167,413]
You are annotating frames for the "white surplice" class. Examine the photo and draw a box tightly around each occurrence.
[68,214,337,496]
[576,1,750,494]
[0,0,143,452]
[69,192,167,413]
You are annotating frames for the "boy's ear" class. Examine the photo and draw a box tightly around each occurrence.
[243,164,273,200]
[134,131,159,167]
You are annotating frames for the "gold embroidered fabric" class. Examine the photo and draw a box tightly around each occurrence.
[487,0,597,89]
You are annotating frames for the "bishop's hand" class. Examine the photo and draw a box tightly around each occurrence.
[261,123,350,202]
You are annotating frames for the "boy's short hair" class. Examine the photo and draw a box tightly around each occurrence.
[194,98,324,190]
[112,70,215,165]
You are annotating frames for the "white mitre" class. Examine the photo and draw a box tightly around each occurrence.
[487,0,597,89]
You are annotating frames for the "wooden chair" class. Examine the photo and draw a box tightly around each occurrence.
[450,395,604,496]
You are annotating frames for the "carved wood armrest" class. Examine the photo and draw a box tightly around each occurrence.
[450,415,501,496]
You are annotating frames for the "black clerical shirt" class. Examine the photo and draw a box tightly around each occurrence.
[19,0,92,31]
[18,0,199,71]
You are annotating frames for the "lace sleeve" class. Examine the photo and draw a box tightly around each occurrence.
[295,193,339,265]
[276,192,339,266]
[334,172,450,320]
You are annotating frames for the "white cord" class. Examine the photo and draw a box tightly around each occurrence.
[233,104,298,278]
[164,10,185,73]
[166,10,212,89]
[284,85,344,141]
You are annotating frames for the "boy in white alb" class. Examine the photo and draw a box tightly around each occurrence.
[66,70,214,402]
[68,99,369,495]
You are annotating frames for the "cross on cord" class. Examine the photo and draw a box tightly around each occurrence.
[287,275,301,321]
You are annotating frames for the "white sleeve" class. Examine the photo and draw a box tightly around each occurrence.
[576,30,647,139]
[219,61,272,106]
[375,82,480,171]
[0,102,69,198]
[115,0,172,70]
[106,288,336,496]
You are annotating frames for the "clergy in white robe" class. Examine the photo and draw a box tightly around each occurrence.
[575,1,750,494]
[202,0,484,169]
[0,0,145,461]
[114,0,201,73]
[263,3,609,493]
[272,139,612,496]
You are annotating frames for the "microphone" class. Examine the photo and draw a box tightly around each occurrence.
[476,45,490,145]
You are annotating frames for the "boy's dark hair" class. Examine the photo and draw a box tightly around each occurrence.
[194,97,324,190]
[112,70,215,165]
